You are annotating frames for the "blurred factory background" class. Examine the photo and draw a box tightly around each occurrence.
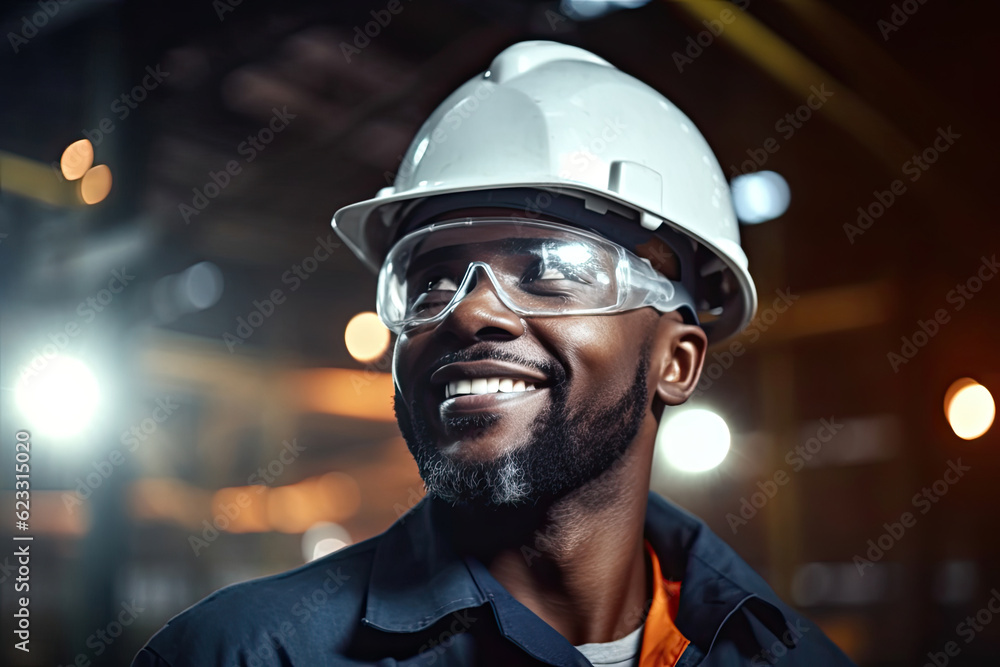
[1,0,998,664]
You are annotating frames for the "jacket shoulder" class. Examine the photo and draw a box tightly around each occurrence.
[646,493,857,665]
[134,538,379,666]
[708,601,858,666]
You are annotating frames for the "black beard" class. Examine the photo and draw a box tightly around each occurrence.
[393,339,652,508]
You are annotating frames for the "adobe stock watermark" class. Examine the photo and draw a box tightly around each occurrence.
[726,417,844,534]
[81,64,170,148]
[609,596,654,643]
[62,397,181,513]
[235,569,350,662]
[923,588,1000,667]
[539,6,573,33]
[414,609,477,662]
[0,555,15,585]
[887,254,998,372]
[392,486,426,520]
[290,567,351,623]
[671,0,751,73]
[179,106,297,224]
[401,109,628,239]
[340,0,415,62]
[221,234,341,351]
[749,619,810,667]
[231,622,298,667]
[384,80,497,186]
[213,0,245,22]
[57,599,145,667]
[394,103,623,223]
[189,438,306,556]
[692,288,800,397]
[512,117,627,220]
[728,84,834,179]
[489,120,629,219]
[350,335,396,397]
[854,458,971,576]
[520,437,654,567]
[7,0,72,54]
[843,125,960,244]
[878,0,932,41]
[16,267,135,386]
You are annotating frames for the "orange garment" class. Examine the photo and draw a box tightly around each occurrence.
[638,540,690,667]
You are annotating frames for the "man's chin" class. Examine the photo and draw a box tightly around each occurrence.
[421,451,534,507]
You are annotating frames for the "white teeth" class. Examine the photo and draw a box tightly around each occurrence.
[446,377,538,398]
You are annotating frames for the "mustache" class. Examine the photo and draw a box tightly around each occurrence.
[426,345,565,383]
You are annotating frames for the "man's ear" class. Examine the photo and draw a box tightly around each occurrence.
[652,311,708,406]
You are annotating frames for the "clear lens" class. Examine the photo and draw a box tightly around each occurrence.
[377,218,689,332]
[407,239,615,311]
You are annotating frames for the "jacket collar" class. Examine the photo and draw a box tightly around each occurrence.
[363,491,795,655]
[643,492,795,654]
[362,496,486,633]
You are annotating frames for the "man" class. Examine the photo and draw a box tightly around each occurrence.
[134,41,856,666]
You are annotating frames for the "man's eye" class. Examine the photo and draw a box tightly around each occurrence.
[426,277,458,292]
[527,264,591,285]
[537,267,567,280]
[410,276,459,316]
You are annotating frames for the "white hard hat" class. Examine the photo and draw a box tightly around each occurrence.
[332,40,757,343]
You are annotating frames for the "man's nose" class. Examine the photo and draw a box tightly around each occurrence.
[435,265,524,341]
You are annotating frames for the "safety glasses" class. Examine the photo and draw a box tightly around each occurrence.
[377,218,695,334]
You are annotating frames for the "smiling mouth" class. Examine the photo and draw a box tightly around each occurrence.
[430,359,551,406]
[444,377,539,399]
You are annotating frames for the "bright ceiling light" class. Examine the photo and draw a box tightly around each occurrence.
[15,356,100,438]
[560,0,650,20]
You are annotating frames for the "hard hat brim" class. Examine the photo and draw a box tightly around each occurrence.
[332,180,757,345]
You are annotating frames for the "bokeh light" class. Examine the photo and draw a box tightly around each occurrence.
[60,138,94,180]
[80,164,113,204]
[657,408,731,472]
[945,378,995,440]
[731,170,791,224]
[178,261,224,311]
[345,311,390,362]
[301,522,352,562]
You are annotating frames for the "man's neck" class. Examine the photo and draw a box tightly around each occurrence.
[443,440,655,646]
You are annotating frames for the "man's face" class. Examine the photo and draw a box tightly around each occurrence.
[390,210,663,507]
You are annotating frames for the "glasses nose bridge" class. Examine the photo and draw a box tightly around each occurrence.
[454,261,507,304]
[429,260,524,338]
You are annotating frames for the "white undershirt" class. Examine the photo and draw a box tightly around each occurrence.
[574,622,645,667]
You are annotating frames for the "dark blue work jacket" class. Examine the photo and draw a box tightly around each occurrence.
[133,492,856,666]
